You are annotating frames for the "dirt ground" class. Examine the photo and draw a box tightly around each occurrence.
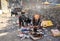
[0,7,60,41]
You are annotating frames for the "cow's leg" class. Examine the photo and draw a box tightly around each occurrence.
[15,13,18,16]
[11,14,12,16]
[11,12,13,16]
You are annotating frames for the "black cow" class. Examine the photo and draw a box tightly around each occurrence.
[11,8,22,16]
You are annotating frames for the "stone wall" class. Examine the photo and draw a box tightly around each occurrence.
[1,0,9,13]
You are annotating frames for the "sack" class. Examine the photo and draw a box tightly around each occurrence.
[51,29,60,37]
[41,20,53,27]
